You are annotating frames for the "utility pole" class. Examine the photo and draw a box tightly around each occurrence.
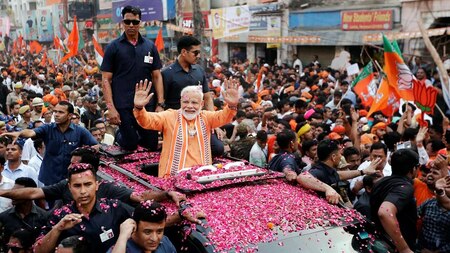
[192,0,207,68]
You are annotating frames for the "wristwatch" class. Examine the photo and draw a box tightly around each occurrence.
[435,188,445,197]
[157,102,166,109]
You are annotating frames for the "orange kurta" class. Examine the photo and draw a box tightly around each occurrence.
[134,106,236,177]
[413,178,434,207]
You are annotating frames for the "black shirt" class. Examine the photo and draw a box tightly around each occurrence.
[309,161,340,186]
[0,204,48,248]
[268,151,300,174]
[42,180,133,205]
[43,198,133,252]
[81,109,102,129]
[101,33,162,109]
[161,60,209,109]
[370,175,417,250]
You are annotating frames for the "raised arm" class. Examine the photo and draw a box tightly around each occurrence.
[0,187,45,200]
[0,129,36,143]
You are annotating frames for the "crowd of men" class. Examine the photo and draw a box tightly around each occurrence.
[0,4,449,253]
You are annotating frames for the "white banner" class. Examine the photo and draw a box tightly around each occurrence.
[211,5,250,39]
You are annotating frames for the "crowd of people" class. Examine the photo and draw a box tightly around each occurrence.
[0,4,449,253]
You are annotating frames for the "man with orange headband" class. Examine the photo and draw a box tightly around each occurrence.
[133,79,238,178]
[371,122,387,140]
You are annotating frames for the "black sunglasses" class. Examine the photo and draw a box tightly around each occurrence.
[190,50,201,56]
[8,246,23,253]
[123,19,140,25]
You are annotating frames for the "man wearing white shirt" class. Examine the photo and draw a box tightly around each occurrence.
[249,130,268,168]
[2,143,38,185]
[350,142,391,196]
[0,156,14,212]
[28,138,44,175]
[94,120,115,146]
[21,121,44,164]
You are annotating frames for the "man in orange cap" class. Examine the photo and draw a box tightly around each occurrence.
[371,122,387,140]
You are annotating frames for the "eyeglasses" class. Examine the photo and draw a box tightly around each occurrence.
[123,19,140,26]
[189,50,201,56]
[8,246,23,253]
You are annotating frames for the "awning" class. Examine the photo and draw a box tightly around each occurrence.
[362,27,449,43]
[288,29,403,46]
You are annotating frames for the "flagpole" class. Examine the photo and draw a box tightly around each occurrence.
[435,104,446,118]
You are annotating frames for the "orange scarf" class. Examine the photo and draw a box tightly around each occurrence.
[165,111,210,177]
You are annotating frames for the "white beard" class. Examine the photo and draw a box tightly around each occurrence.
[182,110,200,121]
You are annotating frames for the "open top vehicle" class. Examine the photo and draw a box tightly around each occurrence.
[98,146,396,253]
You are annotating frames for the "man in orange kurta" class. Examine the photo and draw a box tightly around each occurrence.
[133,79,239,178]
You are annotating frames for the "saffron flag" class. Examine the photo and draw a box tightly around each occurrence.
[155,27,164,52]
[40,51,47,67]
[92,35,104,66]
[54,35,67,52]
[29,41,43,54]
[60,16,79,63]
[382,35,414,101]
[352,61,376,107]
[367,76,390,118]
[18,35,23,54]
[381,89,400,117]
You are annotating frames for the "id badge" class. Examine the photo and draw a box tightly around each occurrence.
[99,229,114,243]
[144,56,153,64]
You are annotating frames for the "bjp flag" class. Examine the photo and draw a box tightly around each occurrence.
[367,76,389,118]
[382,35,414,101]
[352,61,376,107]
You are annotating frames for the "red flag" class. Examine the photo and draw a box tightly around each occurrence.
[155,27,164,52]
[29,41,43,54]
[60,16,79,63]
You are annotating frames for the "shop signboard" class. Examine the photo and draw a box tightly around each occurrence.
[112,0,164,22]
[341,9,393,31]
[211,5,250,39]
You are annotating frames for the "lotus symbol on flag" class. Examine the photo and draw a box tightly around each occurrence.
[412,79,437,114]
[368,80,377,97]
[374,93,383,103]
[396,62,414,91]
